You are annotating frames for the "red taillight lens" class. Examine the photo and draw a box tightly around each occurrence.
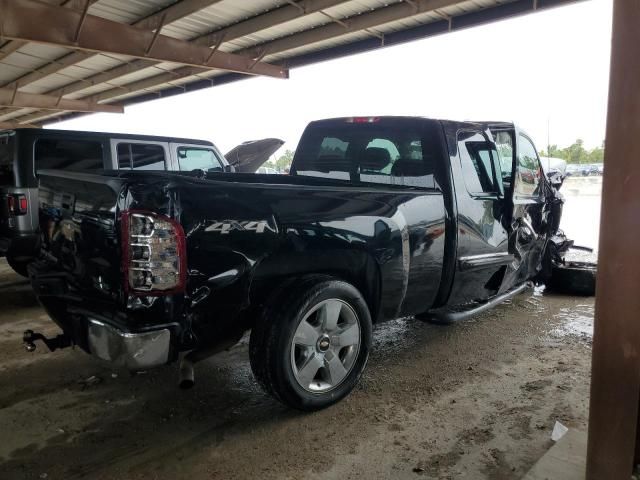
[18,195,27,214]
[121,210,187,295]
[6,194,27,215]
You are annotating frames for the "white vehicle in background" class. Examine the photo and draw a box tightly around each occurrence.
[256,166,279,174]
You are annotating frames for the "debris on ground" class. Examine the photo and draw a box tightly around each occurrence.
[551,421,569,441]
[77,375,103,389]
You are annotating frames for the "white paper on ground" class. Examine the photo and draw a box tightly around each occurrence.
[551,421,569,441]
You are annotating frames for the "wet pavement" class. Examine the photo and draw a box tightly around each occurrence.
[0,184,600,480]
[0,264,594,480]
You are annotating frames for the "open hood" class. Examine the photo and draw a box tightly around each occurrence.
[225,138,284,173]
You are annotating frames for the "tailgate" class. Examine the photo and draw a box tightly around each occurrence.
[37,170,124,298]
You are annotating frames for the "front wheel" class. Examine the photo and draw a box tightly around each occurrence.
[249,277,372,411]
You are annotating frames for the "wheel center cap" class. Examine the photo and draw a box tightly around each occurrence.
[317,335,330,352]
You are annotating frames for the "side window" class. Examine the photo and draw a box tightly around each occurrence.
[117,143,165,170]
[458,132,501,195]
[516,135,542,197]
[177,147,223,171]
[491,131,514,184]
[35,138,103,171]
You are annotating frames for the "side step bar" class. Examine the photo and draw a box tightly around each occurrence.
[426,282,533,325]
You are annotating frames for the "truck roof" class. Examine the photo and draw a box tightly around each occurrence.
[0,128,214,146]
[305,116,496,130]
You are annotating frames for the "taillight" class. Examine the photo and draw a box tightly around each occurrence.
[121,210,186,295]
[6,194,27,215]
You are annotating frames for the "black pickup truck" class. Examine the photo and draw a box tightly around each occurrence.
[26,117,566,411]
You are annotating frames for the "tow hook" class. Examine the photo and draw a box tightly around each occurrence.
[22,329,71,353]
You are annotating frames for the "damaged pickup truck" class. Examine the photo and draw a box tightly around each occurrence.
[26,117,576,411]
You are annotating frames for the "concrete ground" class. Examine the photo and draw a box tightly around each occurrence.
[0,258,593,480]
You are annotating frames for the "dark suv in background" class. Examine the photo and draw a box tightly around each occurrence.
[0,128,230,276]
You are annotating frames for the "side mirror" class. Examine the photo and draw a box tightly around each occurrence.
[223,164,236,173]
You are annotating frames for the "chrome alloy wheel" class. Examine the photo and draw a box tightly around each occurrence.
[290,299,361,393]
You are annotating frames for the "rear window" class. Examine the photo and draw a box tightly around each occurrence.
[0,132,15,184]
[35,138,103,172]
[294,122,437,188]
[117,143,166,170]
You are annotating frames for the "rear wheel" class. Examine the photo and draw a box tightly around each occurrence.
[5,252,30,277]
[250,276,372,411]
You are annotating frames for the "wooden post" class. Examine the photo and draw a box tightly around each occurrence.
[586,1,640,478]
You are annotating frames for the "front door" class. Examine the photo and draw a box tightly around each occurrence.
[492,128,549,292]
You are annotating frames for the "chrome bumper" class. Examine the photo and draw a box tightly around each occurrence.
[87,319,170,369]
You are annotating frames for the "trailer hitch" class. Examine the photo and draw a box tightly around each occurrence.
[23,329,71,352]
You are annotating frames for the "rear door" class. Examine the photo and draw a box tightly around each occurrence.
[444,126,511,305]
[492,127,549,291]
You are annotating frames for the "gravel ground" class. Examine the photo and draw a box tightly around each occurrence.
[0,258,593,480]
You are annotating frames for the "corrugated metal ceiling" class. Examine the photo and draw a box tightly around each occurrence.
[0,0,581,127]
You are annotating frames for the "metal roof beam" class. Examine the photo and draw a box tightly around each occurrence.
[0,40,25,61]
[0,1,223,91]
[0,0,286,82]
[0,0,97,62]
[0,88,124,113]
[0,120,41,129]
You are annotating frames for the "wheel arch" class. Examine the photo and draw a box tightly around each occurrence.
[247,248,382,324]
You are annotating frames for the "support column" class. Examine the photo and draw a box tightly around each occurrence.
[586,1,640,478]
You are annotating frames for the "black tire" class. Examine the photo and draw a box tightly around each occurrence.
[249,276,372,411]
[5,253,30,277]
[548,262,596,296]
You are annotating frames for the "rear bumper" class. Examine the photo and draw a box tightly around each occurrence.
[30,263,181,368]
[87,319,171,369]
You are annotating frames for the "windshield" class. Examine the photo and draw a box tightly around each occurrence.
[0,131,16,185]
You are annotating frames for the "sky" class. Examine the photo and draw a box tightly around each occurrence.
[54,0,613,157]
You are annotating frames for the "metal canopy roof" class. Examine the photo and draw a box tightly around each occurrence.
[0,0,580,128]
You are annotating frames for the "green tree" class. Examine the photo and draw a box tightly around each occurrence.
[274,149,294,172]
[540,139,604,164]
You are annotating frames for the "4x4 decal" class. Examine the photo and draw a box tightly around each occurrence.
[204,220,276,234]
